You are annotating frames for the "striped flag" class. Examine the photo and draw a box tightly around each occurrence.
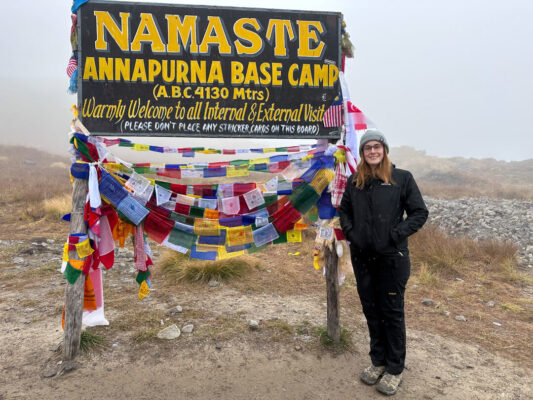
[323,96,343,127]
[66,56,77,78]
[346,102,376,130]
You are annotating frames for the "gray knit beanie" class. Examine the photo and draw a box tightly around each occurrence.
[358,129,389,154]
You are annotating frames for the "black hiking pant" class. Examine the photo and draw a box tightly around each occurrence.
[351,252,410,375]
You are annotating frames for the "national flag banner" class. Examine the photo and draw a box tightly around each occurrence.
[66,56,77,78]
[323,96,343,127]
[346,102,376,130]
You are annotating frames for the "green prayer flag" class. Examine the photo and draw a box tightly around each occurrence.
[273,233,287,244]
[155,181,171,190]
[189,206,204,217]
[136,269,151,284]
[247,243,269,254]
[168,227,197,249]
[64,262,82,284]
[291,184,320,214]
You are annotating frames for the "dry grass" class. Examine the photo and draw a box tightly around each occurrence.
[160,250,256,283]
[43,194,72,220]
[406,224,533,366]
[0,145,71,205]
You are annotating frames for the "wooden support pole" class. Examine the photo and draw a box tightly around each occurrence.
[63,177,88,360]
[325,241,340,344]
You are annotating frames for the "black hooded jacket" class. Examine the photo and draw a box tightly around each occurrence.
[339,167,428,257]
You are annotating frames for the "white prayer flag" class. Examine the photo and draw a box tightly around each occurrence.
[155,184,172,206]
[125,171,151,193]
[199,198,217,210]
[243,188,265,210]
[262,176,278,192]
[222,196,240,215]
[319,227,334,240]
[88,165,102,209]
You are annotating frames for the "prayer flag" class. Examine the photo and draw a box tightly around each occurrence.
[116,195,149,226]
[287,229,302,243]
[243,188,265,210]
[252,223,279,247]
[155,184,172,206]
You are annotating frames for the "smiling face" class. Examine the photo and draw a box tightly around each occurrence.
[362,140,385,168]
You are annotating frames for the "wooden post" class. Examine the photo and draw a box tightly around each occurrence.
[325,240,340,343]
[63,177,88,360]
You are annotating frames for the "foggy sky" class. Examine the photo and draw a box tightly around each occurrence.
[1,0,531,161]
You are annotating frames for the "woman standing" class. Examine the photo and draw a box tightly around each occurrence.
[339,130,428,396]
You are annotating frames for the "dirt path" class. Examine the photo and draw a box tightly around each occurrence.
[1,243,531,400]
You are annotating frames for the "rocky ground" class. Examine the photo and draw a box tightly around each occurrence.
[425,197,533,267]
[0,195,532,399]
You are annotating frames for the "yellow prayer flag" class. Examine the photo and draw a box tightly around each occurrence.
[62,243,69,262]
[75,239,94,258]
[250,157,269,165]
[226,226,253,247]
[193,218,220,236]
[313,255,321,270]
[226,165,249,177]
[287,229,302,243]
[133,144,149,151]
[263,148,276,153]
[138,280,150,300]
[218,246,245,260]
[309,169,335,193]
[195,243,221,252]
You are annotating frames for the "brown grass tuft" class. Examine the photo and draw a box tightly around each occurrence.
[160,250,255,283]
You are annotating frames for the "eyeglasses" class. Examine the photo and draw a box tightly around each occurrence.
[363,143,383,152]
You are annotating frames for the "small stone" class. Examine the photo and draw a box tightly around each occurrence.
[486,301,495,307]
[422,299,434,306]
[43,365,58,378]
[215,345,222,350]
[208,280,220,287]
[157,324,181,340]
[455,315,467,322]
[455,277,464,282]
[181,324,194,334]
[493,322,502,327]
[294,345,302,351]
[166,306,183,315]
[443,311,451,317]
[112,343,118,348]
[249,320,259,330]
[61,361,76,374]
[409,285,419,290]
[13,257,25,264]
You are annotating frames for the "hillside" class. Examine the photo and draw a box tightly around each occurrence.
[390,146,533,200]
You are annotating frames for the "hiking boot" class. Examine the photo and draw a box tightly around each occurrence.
[360,365,386,385]
[376,372,403,395]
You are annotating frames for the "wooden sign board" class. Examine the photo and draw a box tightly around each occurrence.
[78,1,342,138]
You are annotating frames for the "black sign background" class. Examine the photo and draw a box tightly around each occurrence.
[78,1,342,138]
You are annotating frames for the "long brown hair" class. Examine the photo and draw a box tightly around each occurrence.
[355,151,393,189]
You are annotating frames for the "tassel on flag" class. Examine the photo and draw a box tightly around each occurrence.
[323,95,343,127]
